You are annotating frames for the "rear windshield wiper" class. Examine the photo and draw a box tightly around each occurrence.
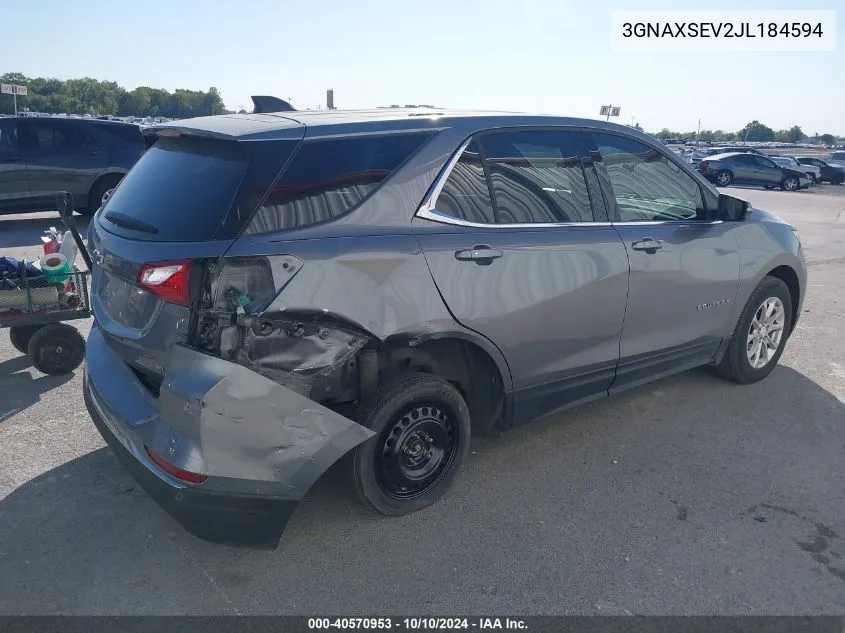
[104,211,159,234]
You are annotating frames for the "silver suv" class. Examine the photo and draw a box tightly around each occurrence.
[82,109,807,548]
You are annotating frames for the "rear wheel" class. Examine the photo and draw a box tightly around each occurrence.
[27,323,86,375]
[781,176,799,191]
[9,324,44,355]
[715,170,733,187]
[352,374,471,516]
[716,277,792,384]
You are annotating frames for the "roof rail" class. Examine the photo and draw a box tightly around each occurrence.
[251,95,296,114]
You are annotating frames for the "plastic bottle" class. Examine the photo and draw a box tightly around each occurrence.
[58,231,78,268]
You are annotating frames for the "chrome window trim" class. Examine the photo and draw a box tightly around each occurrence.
[611,219,724,227]
[416,206,612,229]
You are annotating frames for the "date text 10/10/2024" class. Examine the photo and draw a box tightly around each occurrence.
[308,618,528,630]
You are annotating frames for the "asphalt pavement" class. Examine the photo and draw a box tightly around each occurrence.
[1,185,844,615]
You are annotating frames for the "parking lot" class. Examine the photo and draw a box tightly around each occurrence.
[1,185,844,615]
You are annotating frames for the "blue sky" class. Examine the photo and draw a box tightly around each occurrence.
[2,0,842,134]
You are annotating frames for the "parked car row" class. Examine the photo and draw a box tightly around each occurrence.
[0,115,149,215]
[698,152,812,191]
[688,146,845,191]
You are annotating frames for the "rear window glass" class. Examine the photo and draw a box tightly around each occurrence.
[100,137,247,241]
[243,132,434,234]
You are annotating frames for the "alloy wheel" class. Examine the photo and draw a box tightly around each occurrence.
[746,297,786,369]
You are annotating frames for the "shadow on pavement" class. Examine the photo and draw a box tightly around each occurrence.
[0,215,91,250]
[0,355,74,422]
[0,365,843,614]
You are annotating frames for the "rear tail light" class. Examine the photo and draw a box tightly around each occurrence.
[700,160,709,170]
[145,446,208,484]
[137,259,193,306]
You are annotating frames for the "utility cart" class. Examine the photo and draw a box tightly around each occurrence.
[1,193,93,375]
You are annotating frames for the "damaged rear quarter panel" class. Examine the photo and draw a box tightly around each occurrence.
[159,344,375,497]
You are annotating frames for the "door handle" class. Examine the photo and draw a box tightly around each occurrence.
[455,246,504,262]
[631,238,663,253]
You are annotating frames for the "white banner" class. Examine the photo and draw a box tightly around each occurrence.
[612,10,836,52]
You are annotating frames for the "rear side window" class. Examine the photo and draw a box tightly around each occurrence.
[0,120,17,157]
[480,129,594,224]
[243,132,434,234]
[53,121,99,153]
[100,137,248,241]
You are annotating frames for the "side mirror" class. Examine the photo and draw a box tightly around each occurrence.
[717,193,750,222]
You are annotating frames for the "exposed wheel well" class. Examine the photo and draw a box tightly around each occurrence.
[377,338,505,433]
[766,266,800,334]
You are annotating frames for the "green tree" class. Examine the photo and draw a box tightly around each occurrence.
[775,126,804,143]
[820,134,835,146]
[0,71,228,117]
[738,120,775,142]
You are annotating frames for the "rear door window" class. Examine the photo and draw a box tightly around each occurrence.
[243,132,435,234]
[479,129,594,224]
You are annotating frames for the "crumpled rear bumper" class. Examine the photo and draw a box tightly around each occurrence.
[83,326,374,549]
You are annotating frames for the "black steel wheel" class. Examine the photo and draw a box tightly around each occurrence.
[9,325,44,355]
[376,403,458,500]
[352,374,471,515]
[27,323,85,375]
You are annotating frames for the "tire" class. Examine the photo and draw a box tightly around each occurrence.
[84,174,123,216]
[716,277,793,385]
[27,323,86,375]
[806,173,816,184]
[781,176,799,191]
[351,373,471,516]
[9,324,44,355]
[715,170,733,187]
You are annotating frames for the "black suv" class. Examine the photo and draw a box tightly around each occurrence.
[0,116,147,215]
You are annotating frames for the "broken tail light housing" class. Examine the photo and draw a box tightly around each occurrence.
[145,446,208,484]
[138,259,193,306]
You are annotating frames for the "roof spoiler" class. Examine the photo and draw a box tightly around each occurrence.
[252,95,296,114]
